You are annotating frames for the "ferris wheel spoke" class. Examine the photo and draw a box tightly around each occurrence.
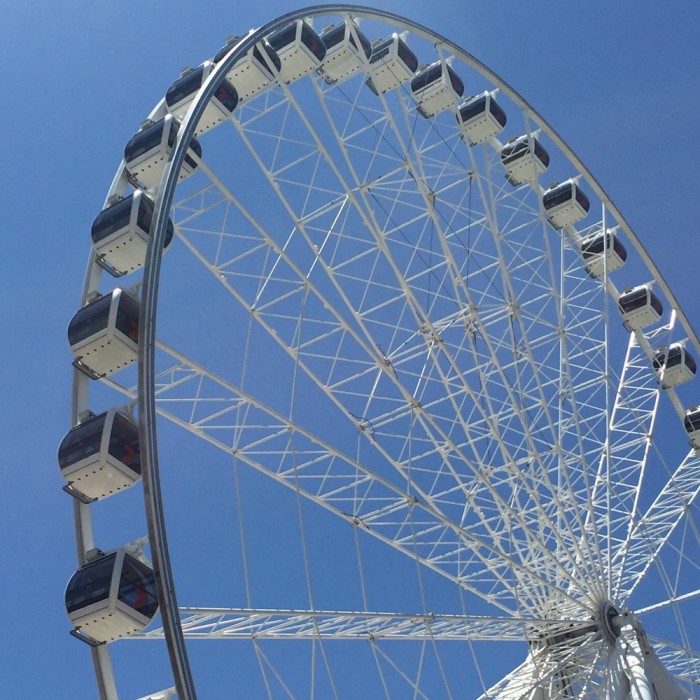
[583,328,665,582]
[236,74,607,600]
[643,636,700,689]
[172,129,600,609]
[613,449,700,602]
[475,635,608,699]
[131,608,590,643]
[370,86,633,596]
[105,344,593,614]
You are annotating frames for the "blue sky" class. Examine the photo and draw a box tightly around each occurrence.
[1,1,699,697]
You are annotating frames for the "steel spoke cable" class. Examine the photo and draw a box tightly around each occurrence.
[305,71,600,600]
[383,94,602,593]
[463,141,607,591]
[181,120,592,608]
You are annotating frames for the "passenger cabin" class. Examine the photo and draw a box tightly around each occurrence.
[91,191,174,277]
[410,60,464,118]
[214,36,281,101]
[457,92,507,145]
[59,409,141,502]
[542,180,590,229]
[267,20,326,83]
[653,344,697,388]
[165,62,238,136]
[365,34,418,95]
[618,285,663,331]
[68,289,139,379]
[318,19,372,84]
[581,231,627,278]
[500,135,550,185]
[124,115,202,191]
[684,407,700,449]
[66,549,158,644]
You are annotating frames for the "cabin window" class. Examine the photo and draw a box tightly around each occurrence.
[575,187,590,211]
[59,414,105,469]
[655,347,696,373]
[352,26,372,57]
[448,66,464,94]
[322,24,344,50]
[68,295,113,346]
[582,235,608,257]
[108,414,141,473]
[268,23,296,51]
[620,289,662,316]
[620,289,649,312]
[501,139,529,164]
[369,44,390,64]
[167,67,206,106]
[297,23,325,60]
[117,557,158,618]
[213,42,233,64]
[91,197,133,244]
[115,295,139,342]
[533,141,550,167]
[397,39,418,71]
[214,82,238,112]
[544,184,574,210]
[686,413,700,432]
[125,121,168,162]
[183,136,203,170]
[66,554,117,613]
[459,96,486,123]
[582,234,627,261]
[412,63,443,91]
[489,99,507,126]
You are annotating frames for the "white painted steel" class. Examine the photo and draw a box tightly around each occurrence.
[67,4,700,698]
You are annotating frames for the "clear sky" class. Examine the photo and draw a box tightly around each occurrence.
[1,1,699,698]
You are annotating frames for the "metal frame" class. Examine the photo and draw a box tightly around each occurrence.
[67,5,700,698]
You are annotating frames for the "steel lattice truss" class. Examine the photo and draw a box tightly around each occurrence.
[108,67,699,617]
[133,609,586,641]
[80,8,700,697]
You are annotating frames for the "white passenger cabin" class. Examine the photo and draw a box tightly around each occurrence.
[500,135,550,185]
[124,115,201,191]
[653,344,696,388]
[365,34,418,95]
[318,19,372,84]
[542,179,590,229]
[66,550,158,644]
[91,191,174,277]
[580,230,627,278]
[267,20,326,83]
[618,285,663,331]
[457,92,507,145]
[684,407,700,449]
[215,36,281,102]
[165,62,238,136]
[59,409,141,501]
[411,60,464,118]
[68,289,139,379]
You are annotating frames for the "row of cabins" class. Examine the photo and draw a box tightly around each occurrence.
[63,18,700,645]
[61,287,700,646]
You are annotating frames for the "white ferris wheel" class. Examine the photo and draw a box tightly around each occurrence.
[61,5,700,699]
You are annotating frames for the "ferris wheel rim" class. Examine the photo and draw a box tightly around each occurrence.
[67,5,700,698]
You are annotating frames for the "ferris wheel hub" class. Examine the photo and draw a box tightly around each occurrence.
[599,600,624,645]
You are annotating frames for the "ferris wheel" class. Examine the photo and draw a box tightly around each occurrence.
[60,5,700,698]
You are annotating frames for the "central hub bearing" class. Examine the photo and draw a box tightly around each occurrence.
[600,601,622,645]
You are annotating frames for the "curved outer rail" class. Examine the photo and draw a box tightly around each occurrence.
[68,4,699,698]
